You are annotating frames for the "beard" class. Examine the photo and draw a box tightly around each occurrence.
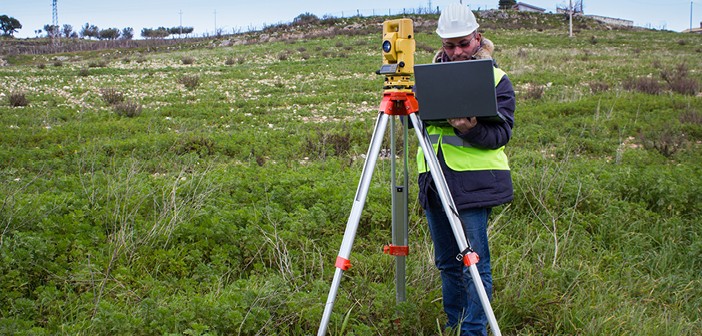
[449,54,471,62]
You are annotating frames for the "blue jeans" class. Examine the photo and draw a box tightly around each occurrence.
[425,206,492,336]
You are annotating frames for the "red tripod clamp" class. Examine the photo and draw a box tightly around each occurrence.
[383,244,409,256]
[378,91,419,116]
[462,252,480,267]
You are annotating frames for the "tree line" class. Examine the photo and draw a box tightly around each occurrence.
[1,15,194,40]
[42,23,195,40]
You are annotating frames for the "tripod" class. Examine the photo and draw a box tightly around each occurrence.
[317,88,502,335]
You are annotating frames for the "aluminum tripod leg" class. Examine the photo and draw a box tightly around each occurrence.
[318,112,389,336]
[408,113,502,336]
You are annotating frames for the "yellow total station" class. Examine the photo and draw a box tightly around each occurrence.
[379,18,415,89]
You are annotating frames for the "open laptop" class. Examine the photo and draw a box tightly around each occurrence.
[414,59,503,125]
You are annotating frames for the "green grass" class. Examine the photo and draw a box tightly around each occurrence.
[1,12,701,335]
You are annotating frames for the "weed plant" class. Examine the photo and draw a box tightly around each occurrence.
[113,100,142,118]
[7,91,29,107]
[0,12,701,336]
[178,74,200,90]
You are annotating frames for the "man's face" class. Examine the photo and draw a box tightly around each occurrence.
[441,32,481,62]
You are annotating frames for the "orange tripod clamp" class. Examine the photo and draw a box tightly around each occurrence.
[379,91,419,116]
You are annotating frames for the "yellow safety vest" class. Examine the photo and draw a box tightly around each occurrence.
[417,67,510,173]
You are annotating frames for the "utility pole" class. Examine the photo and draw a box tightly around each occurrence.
[569,0,573,37]
[214,9,217,36]
[52,0,59,45]
[691,0,694,31]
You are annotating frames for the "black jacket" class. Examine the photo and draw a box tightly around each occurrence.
[418,40,516,210]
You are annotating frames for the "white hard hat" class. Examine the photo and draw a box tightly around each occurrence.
[436,3,479,38]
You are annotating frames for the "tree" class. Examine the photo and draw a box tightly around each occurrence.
[98,28,121,40]
[168,26,194,37]
[80,23,99,39]
[120,27,134,40]
[43,24,59,38]
[293,12,319,26]
[0,15,22,36]
[498,0,517,10]
[62,24,73,38]
[141,27,169,39]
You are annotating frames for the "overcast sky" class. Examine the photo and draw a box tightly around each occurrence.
[4,0,700,39]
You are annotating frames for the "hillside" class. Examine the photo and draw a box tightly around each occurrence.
[1,11,701,335]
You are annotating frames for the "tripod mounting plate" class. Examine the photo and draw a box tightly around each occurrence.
[379,91,419,116]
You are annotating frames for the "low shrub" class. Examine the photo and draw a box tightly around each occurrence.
[181,56,195,65]
[639,125,687,158]
[88,60,108,68]
[113,100,142,117]
[53,60,63,67]
[623,77,662,95]
[523,83,545,100]
[100,88,125,105]
[178,75,200,90]
[661,63,699,95]
[78,68,90,77]
[174,136,216,157]
[679,110,702,125]
[588,81,610,94]
[224,57,236,65]
[8,91,29,107]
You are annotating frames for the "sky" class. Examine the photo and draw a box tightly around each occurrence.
[3,0,701,39]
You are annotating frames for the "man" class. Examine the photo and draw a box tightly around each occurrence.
[417,3,516,336]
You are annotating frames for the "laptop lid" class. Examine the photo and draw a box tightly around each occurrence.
[414,59,500,123]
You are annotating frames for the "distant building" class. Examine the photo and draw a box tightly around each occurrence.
[512,2,546,13]
[682,21,702,34]
[587,15,634,28]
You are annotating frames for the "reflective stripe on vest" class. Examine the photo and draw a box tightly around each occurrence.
[417,66,509,173]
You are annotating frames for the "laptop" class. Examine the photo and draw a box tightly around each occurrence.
[414,59,503,125]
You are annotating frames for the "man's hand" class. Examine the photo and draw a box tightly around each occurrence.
[447,117,477,134]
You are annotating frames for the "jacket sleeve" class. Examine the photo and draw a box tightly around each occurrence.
[455,74,516,149]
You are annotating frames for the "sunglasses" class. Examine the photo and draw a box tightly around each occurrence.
[442,35,476,50]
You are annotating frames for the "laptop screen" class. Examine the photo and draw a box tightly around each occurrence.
[414,59,499,124]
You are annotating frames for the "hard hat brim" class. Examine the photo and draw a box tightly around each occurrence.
[436,27,478,39]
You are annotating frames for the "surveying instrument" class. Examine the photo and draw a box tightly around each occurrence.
[317,19,502,335]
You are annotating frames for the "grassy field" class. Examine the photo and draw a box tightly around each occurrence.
[1,12,701,335]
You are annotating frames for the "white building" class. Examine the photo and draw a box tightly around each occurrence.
[512,2,546,13]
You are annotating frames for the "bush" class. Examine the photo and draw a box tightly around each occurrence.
[178,75,200,90]
[113,100,142,117]
[639,125,687,158]
[100,88,125,105]
[523,83,545,100]
[181,56,195,65]
[78,68,90,77]
[623,77,662,95]
[292,13,320,26]
[588,81,610,94]
[224,57,236,66]
[8,91,29,107]
[88,60,108,68]
[661,63,699,95]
